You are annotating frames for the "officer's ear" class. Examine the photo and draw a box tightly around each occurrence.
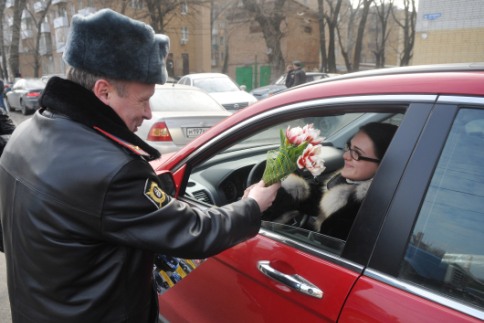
[93,79,113,106]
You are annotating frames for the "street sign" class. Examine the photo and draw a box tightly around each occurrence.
[423,13,442,20]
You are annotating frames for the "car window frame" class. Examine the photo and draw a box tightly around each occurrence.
[173,95,437,265]
[366,96,484,320]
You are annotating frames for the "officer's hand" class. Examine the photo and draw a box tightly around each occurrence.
[245,180,281,212]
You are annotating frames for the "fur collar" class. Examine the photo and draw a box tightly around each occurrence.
[39,77,160,160]
[320,178,372,219]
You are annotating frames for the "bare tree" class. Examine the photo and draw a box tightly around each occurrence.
[210,0,239,74]
[142,0,208,33]
[24,0,53,77]
[352,0,373,71]
[317,0,327,72]
[336,3,358,72]
[9,0,27,78]
[322,0,343,73]
[0,0,7,80]
[142,0,178,33]
[373,0,394,68]
[392,0,416,66]
[241,0,287,77]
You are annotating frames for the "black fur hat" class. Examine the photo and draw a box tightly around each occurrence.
[63,9,170,84]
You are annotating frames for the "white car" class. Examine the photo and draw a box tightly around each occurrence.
[135,84,231,154]
[177,73,257,112]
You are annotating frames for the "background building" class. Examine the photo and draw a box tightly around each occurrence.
[2,0,414,89]
[413,0,484,64]
[2,0,211,81]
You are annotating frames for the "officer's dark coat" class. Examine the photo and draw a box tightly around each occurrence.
[0,77,261,323]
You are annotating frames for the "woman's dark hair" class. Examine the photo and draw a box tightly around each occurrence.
[358,122,398,160]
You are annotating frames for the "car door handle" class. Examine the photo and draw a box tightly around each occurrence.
[257,260,323,299]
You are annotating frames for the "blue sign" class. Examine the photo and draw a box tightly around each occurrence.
[423,13,442,20]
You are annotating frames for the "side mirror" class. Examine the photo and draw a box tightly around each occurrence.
[157,171,176,197]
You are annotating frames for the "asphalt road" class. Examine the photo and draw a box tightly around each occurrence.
[0,111,31,323]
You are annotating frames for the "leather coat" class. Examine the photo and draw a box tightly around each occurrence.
[0,77,261,323]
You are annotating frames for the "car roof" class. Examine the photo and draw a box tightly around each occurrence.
[157,63,484,168]
[318,62,484,82]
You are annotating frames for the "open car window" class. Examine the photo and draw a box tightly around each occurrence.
[184,110,404,256]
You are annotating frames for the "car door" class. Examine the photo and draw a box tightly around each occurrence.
[156,96,434,322]
[340,98,484,321]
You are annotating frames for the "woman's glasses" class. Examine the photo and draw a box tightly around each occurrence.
[344,144,380,163]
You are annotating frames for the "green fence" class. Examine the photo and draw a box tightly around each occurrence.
[235,65,272,91]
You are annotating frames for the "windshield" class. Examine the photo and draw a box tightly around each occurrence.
[223,113,364,153]
[194,77,240,93]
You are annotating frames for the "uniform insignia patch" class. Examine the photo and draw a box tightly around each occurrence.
[144,179,168,209]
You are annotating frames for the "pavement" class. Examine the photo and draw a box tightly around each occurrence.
[0,254,11,322]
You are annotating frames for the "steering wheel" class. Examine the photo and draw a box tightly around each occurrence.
[246,160,266,187]
[247,160,312,229]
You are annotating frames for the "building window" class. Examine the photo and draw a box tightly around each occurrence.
[130,0,143,10]
[181,26,189,44]
[181,2,188,15]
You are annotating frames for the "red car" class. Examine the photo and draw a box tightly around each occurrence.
[153,63,484,322]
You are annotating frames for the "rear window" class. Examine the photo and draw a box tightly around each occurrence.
[150,88,225,112]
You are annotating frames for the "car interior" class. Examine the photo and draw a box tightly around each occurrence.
[181,110,405,254]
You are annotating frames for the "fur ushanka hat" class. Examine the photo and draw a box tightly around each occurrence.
[63,9,170,84]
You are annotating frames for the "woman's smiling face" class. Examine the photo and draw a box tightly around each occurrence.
[341,131,380,181]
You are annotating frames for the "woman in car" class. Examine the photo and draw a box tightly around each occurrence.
[273,122,398,240]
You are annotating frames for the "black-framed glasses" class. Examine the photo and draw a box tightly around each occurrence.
[344,144,380,163]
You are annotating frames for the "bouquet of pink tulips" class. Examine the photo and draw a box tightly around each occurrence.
[262,124,326,186]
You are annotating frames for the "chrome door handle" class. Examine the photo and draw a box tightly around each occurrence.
[257,260,323,299]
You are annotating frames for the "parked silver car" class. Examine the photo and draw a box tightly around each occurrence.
[177,73,257,112]
[135,84,231,154]
[5,78,45,115]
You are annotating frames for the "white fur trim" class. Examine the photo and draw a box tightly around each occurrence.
[320,184,354,218]
[281,174,310,201]
[355,179,372,201]
[319,180,371,220]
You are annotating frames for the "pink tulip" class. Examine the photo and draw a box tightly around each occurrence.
[297,144,326,176]
[285,126,306,145]
[302,124,324,145]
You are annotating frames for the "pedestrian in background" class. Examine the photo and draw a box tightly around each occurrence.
[0,108,15,156]
[292,60,307,87]
[0,79,5,111]
[0,9,279,323]
[285,63,295,88]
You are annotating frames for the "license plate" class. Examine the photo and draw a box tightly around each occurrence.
[186,127,209,138]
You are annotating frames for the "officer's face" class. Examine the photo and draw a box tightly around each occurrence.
[109,82,155,132]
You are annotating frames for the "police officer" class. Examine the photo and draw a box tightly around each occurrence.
[0,9,279,323]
